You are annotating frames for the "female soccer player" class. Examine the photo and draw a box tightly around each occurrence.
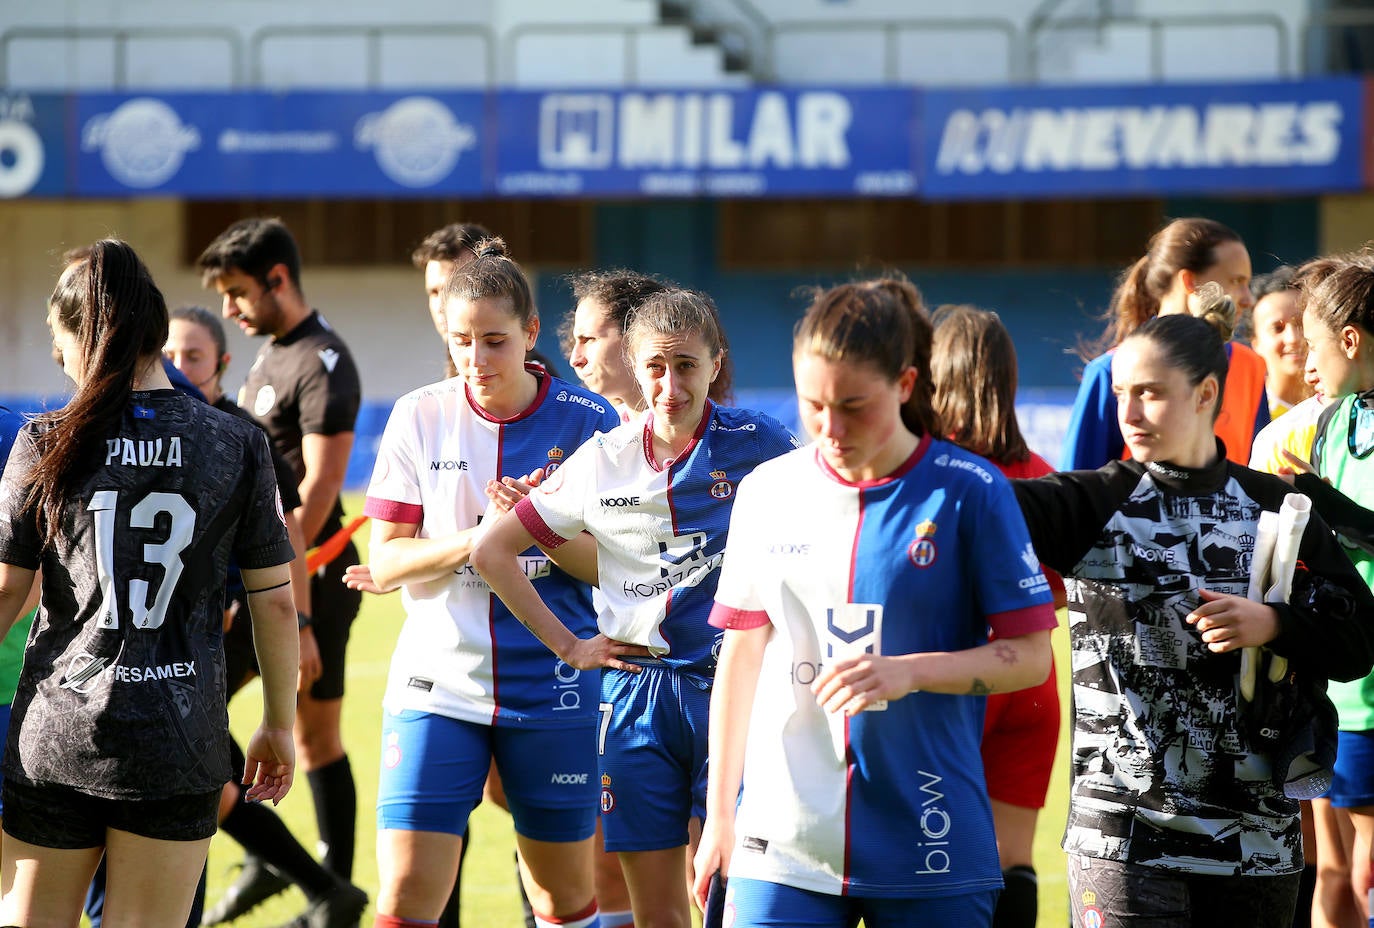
[563,269,734,422]
[1018,311,1374,928]
[473,288,796,928]
[930,303,1063,928]
[1250,267,1313,419]
[0,240,300,928]
[688,278,1056,928]
[361,238,620,928]
[1064,217,1268,468]
[1287,253,1374,928]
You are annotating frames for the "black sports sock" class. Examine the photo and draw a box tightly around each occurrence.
[307,754,357,879]
[1293,863,1316,928]
[221,800,337,900]
[185,862,207,928]
[993,865,1038,928]
[436,822,470,928]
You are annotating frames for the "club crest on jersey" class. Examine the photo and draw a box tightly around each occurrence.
[253,384,276,417]
[908,520,937,568]
[600,773,616,813]
[545,446,564,474]
[708,470,733,499]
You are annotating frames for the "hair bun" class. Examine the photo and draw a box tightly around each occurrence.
[1186,281,1236,340]
[472,236,509,260]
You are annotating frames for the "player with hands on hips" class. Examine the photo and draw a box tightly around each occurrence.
[473,288,797,928]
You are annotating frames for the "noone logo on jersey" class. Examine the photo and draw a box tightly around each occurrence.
[935,100,1344,176]
[538,91,854,173]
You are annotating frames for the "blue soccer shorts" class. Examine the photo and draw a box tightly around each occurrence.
[598,664,710,853]
[377,708,597,842]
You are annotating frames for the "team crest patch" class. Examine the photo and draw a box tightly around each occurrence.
[546,445,564,474]
[709,470,733,499]
[253,384,276,417]
[1081,906,1103,928]
[908,519,937,568]
[600,772,616,813]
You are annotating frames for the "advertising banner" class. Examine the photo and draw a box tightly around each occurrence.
[919,79,1366,199]
[493,87,918,197]
[72,92,486,197]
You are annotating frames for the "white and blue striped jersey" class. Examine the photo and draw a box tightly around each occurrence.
[710,435,1057,898]
[517,402,797,677]
[363,370,618,728]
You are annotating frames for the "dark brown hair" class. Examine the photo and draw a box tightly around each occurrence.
[793,276,936,437]
[196,217,302,292]
[443,237,536,328]
[29,240,169,541]
[1087,217,1244,358]
[412,222,493,269]
[1297,251,1374,335]
[930,304,1028,463]
[623,289,734,405]
[1124,314,1229,421]
[562,269,673,354]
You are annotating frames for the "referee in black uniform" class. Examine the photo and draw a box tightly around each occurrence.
[197,219,364,917]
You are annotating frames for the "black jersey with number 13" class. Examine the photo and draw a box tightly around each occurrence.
[0,391,294,799]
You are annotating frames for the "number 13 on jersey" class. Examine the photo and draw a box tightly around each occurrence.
[88,489,196,630]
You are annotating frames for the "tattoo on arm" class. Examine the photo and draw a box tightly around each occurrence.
[993,642,1019,666]
[968,678,993,696]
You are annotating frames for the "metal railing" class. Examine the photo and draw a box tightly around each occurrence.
[769,18,1018,84]
[249,24,495,88]
[13,10,1374,91]
[504,20,752,85]
[1027,13,1291,81]
[0,26,244,88]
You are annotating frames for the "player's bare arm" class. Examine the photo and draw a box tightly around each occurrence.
[241,562,300,804]
[471,513,649,672]
[485,473,600,586]
[0,563,37,640]
[812,629,1052,716]
[367,516,488,593]
[693,624,768,911]
[298,431,354,544]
